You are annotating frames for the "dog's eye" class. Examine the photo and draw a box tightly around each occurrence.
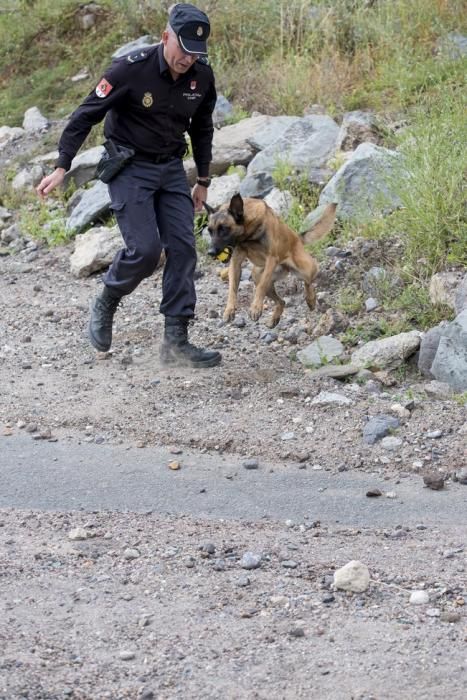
[219,226,229,237]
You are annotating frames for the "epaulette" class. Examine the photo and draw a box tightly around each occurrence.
[196,56,210,66]
[127,50,150,64]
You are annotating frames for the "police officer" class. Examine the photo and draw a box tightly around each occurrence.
[37,3,221,368]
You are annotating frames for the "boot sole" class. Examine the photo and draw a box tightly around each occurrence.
[88,323,111,352]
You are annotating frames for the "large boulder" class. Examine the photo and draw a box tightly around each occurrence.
[70,225,123,278]
[22,107,49,132]
[351,331,421,370]
[65,180,111,233]
[430,310,467,391]
[63,146,105,189]
[319,142,402,222]
[206,173,242,208]
[246,115,339,182]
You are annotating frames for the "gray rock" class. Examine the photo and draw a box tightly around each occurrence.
[0,125,25,147]
[418,323,448,377]
[430,310,467,391]
[436,32,467,59]
[263,188,293,217]
[365,297,379,312]
[240,552,262,570]
[429,271,464,310]
[64,145,105,189]
[22,106,49,132]
[212,94,233,127]
[243,459,259,470]
[12,165,44,191]
[363,415,399,445]
[247,115,339,179]
[351,331,421,371]
[70,225,123,278]
[362,266,402,297]
[338,111,383,151]
[454,274,467,313]
[334,560,370,593]
[311,392,353,407]
[246,115,301,151]
[239,172,274,198]
[112,36,154,59]
[297,336,345,368]
[381,436,403,451]
[0,206,12,226]
[66,180,111,233]
[205,173,242,208]
[410,590,429,605]
[319,143,402,223]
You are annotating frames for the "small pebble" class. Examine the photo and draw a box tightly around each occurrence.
[410,590,429,605]
[240,552,262,570]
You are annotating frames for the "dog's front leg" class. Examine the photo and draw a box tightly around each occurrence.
[250,256,278,321]
[224,249,246,322]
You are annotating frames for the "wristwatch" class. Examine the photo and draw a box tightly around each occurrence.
[196,177,211,187]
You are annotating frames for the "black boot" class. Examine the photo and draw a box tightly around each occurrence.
[88,286,122,352]
[160,316,221,368]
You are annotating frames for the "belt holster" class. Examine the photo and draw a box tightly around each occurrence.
[95,140,135,183]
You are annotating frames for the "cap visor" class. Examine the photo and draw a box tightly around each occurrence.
[178,35,208,56]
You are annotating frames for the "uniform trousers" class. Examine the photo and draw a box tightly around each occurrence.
[104,158,197,318]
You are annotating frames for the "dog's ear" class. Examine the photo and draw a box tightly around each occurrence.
[203,201,216,216]
[228,193,244,224]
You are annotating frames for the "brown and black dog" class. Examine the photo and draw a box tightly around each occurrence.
[205,193,336,327]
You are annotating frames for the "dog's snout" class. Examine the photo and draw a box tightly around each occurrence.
[207,246,219,257]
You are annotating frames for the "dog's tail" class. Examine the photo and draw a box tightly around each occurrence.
[301,202,337,244]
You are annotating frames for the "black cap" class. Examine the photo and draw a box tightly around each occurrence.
[169,3,210,56]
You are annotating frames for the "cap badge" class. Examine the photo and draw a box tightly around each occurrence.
[197,26,203,36]
[142,92,153,108]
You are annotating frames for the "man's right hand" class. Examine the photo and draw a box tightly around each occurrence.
[36,168,66,198]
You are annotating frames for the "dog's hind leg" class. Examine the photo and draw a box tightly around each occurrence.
[251,266,285,327]
[289,247,318,311]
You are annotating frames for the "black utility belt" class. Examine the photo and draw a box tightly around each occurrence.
[133,152,183,164]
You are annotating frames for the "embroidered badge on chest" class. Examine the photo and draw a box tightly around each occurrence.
[190,80,197,90]
[142,92,153,108]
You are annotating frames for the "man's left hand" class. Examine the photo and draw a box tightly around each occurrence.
[192,183,208,213]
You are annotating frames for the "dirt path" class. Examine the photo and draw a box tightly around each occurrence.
[1,240,466,699]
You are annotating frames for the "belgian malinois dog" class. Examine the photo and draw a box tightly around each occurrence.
[205,194,336,327]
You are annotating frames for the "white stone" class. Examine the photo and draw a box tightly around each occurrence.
[333,560,370,593]
[311,391,353,406]
[410,590,430,605]
[68,527,88,541]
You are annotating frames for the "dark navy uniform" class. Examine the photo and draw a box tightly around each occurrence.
[57,43,216,317]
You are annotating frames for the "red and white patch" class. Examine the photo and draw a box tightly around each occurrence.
[190,80,197,91]
[95,78,113,98]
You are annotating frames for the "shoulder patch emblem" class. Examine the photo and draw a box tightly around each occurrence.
[127,50,149,64]
[95,78,113,98]
[142,92,153,108]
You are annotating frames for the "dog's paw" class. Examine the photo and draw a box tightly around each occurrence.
[249,304,263,322]
[223,307,236,322]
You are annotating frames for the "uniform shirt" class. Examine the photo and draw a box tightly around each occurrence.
[56,43,216,177]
